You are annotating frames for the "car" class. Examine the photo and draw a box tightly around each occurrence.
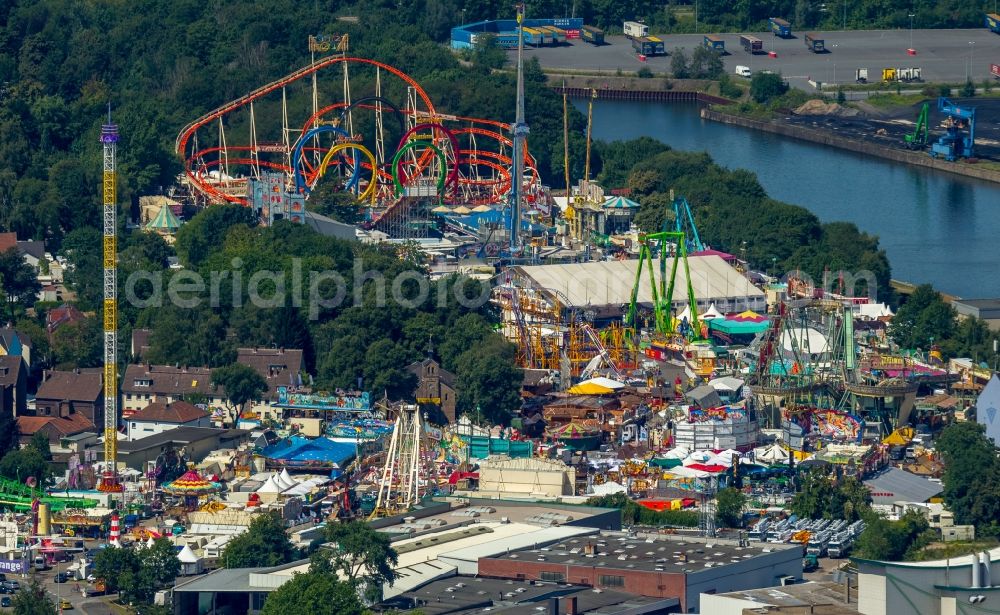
[54,572,70,583]
[59,599,73,610]
[0,596,9,607]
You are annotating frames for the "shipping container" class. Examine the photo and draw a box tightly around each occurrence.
[521,27,545,46]
[804,33,825,52]
[581,25,605,45]
[703,34,725,52]
[769,17,791,38]
[624,21,649,38]
[987,13,1000,33]
[495,33,521,49]
[539,25,566,44]
[632,36,665,56]
[740,34,763,54]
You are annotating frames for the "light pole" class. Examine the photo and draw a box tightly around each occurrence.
[970,41,976,82]
[908,13,915,50]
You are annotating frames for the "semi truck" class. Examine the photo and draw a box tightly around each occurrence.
[624,21,648,38]
[703,34,725,52]
[769,17,791,38]
[740,34,763,54]
[855,68,869,83]
[987,13,1000,33]
[804,33,825,53]
[632,36,665,56]
[581,25,605,45]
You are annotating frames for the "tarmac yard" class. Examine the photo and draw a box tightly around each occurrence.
[514,28,1000,90]
[783,97,1000,163]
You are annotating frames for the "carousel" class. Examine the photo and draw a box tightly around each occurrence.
[161,465,223,509]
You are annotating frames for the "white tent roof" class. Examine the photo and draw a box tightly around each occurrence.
[755,443,790,463]
[677,306,692,322]
[702,303,723,319]
[177,544,199,563]
[277,469,296,489]
[683,450,713,465]
[781,326,830,354]
[589,480,627,496]
[708,376,745,392]
[661,446,689,460]
[585,376,627,390]
[256,476,284,494]
[857,303,894,319]
[668,466,712,478]
[707,449,740,467]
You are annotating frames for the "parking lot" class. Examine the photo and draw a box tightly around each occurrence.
[512,28,1000,90]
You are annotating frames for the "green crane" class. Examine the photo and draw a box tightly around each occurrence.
[624,231,700,344]
[904,102,930,149]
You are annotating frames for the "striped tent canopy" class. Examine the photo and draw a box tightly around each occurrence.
[547,421,599,438]
[162,468,222,496]
[601,196,641,210]
[145,204,182,231]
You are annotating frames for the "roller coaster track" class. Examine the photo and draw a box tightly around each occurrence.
[176,57,540,209]
[0,478,98,512]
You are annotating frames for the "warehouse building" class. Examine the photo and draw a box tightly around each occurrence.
[477,532,802,613]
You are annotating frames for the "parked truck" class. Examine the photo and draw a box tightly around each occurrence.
[855,68,869,83]
[804,33,825,52]
[632,36,665,56]
[769,17,791,38]
[624,21,648,39]
[581,25,605,45]
[740,34,763,54]
[987,13,1000,33]
[703,34,725,53]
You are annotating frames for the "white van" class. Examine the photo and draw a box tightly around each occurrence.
[735,65,752,77]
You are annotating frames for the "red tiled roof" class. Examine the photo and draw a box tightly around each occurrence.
[17,413,96,437]
[0,233,15,253]
[121,364,219,397]
[131,400,209,424]
[236,348,303,394]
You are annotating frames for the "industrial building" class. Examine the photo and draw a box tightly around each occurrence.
[855,546,1000,615]
[700,580,858,615]
[477,532,803,613]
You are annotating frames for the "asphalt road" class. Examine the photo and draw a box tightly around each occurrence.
[511,28,1000,90]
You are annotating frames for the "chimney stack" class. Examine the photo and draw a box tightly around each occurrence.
[565,596,578,615]
[547,598,559,615]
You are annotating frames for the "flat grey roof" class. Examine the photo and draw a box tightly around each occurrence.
[712,580,858,609]
[386,576,679,615]
[486,532,797,573]
[117,427,249,453]
[172,568,260,594]
[864,467,943,504]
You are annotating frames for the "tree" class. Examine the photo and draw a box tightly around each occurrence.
[51,318,103,369]
[0,399,20,461]
[689,45,723,79]
[790,469,837,519]
[453,337,522,426]
[59,228,103,310]
[211,363,268,427]
[12,574,56,615]
[854,510,933,561]
[28,432,52,462]
[322,521,399,601]
[750,72,789,103]
[221,511,296,568]
[174,204,258,267]
[715,487,746,528]
[936,422,1000,527]
[670,47,689,78]
[889,285,956,350]
[0,248,40,320]
[0,448,50,485]
[261,554,364,615]
[141,538,182,589]
[93,545,142,595]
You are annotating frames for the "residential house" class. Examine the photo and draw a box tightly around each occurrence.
[111,426,250,471]
[236,347,303,412]
[406,357,457,423]
[46,304,87,336]
[127,401,212,441]
[0,356,26,418]
[0,326,32,375]
[120,364,225,418]
[17,414,96,446]
[34,369,103,427]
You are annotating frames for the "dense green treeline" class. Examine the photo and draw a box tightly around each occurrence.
[594,138,895,303]
[443,0,991,33]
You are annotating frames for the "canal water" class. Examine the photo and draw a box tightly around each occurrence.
[577,100,1000,299]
